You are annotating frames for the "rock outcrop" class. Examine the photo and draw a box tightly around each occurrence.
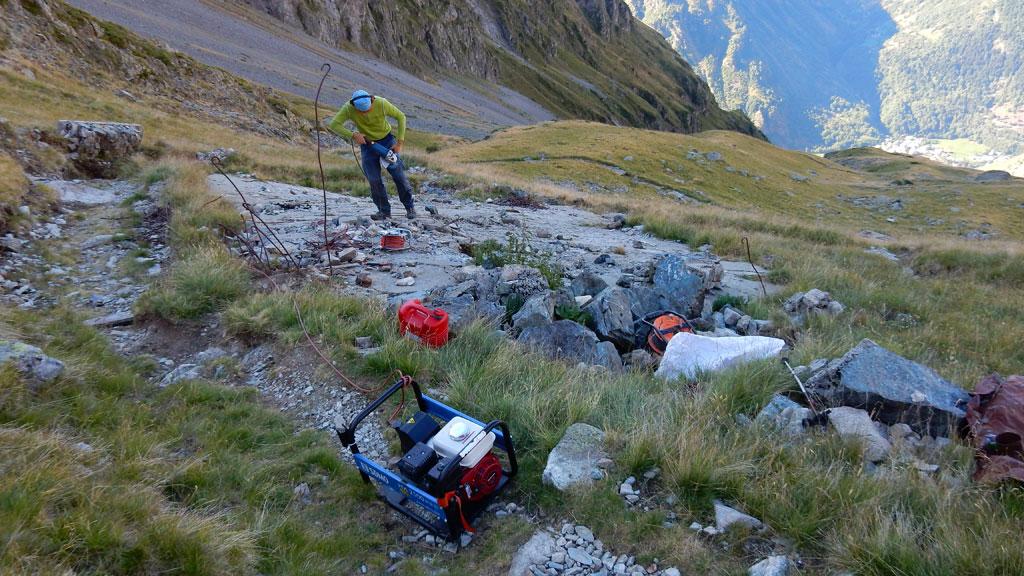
[237,0,764,137]
[518,320,623,371]
[58,121,142,178]
[807,339,969,436]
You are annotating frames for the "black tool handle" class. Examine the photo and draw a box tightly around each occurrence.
[338,378,428,455]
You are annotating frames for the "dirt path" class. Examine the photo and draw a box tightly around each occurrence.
[4,176,393,463]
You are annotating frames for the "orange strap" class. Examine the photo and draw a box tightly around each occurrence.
[437,491,475,534]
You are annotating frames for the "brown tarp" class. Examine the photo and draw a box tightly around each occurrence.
[964,374,1024,483]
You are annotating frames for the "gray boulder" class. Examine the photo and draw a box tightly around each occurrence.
[652,255,705,316]
[714,500,763,531]
[828,406,892,463]
[807,339,969,436]
[749,556,790,576]
[542,423,607,491]
[58,120,142,178]
[570,271,609,298]
[683,251,725,291]
[586,288,634,350]
[0,340,65,387]
[975,170,1011,183]
[722,307,742,327]
[518,321,622,371]
[594,342,622,371]
[512,291,555,333]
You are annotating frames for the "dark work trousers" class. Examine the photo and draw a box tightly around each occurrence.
[361,133,414,216]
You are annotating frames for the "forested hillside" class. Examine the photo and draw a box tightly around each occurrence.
[627,0,1024,159]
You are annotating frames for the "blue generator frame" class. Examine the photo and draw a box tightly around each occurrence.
[337,379,518,539]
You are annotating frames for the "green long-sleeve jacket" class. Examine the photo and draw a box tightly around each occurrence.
[326,96,406,142]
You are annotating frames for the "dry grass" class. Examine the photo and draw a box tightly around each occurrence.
[437,121,1024,242]
[0,153,29,232]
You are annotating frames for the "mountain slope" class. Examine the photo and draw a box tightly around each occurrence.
[230,0,764,137]
[628,0,1024,156]
[878,0,1024,153]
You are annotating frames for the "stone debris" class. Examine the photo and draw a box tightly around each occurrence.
[159,363,202,387]
[196,147,236,162]
[806,339,969,436]
[509,524,681,576]
[84,310,135,327]
[542,423,607,491]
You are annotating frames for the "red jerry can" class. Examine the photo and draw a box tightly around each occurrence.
[398,300,449,347]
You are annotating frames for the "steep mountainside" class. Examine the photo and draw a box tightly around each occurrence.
[627,0,893,150]
[627,0,1024,157]
[230,0,764,138]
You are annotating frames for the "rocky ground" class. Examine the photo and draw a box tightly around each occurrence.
[209,168,773,304]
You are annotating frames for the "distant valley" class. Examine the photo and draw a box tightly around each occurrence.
[627,0,1024,174]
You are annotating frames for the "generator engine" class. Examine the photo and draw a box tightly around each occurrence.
[394,414,503,503]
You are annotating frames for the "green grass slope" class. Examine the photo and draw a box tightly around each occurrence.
[439,120,1024,242]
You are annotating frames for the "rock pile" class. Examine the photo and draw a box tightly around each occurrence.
[782,288,844,321]
[509,524,682,576]
[429,251,722,371]
[57,121,142,178]
[712,304,774,336]
[758,341,968,470]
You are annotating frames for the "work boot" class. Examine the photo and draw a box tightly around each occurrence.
[405,208,417,220]
[370,212,390,221]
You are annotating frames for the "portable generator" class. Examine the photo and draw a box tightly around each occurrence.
[337,379,518,539]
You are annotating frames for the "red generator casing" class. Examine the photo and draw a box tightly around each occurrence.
[398,300,449,347]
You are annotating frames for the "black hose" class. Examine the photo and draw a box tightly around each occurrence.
[315,63,333,274]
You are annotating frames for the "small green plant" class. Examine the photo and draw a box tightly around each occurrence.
[472,239,506,268]
[137,247,250,321]
[712,294,747,312]
[473,234,564,289]
[503,293,526,324]
[555,302,592,326]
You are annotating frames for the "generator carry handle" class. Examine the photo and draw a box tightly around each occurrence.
[479,420,519,479]
[337,378,429,455]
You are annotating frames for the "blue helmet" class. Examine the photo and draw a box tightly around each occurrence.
[350,89,373,112]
